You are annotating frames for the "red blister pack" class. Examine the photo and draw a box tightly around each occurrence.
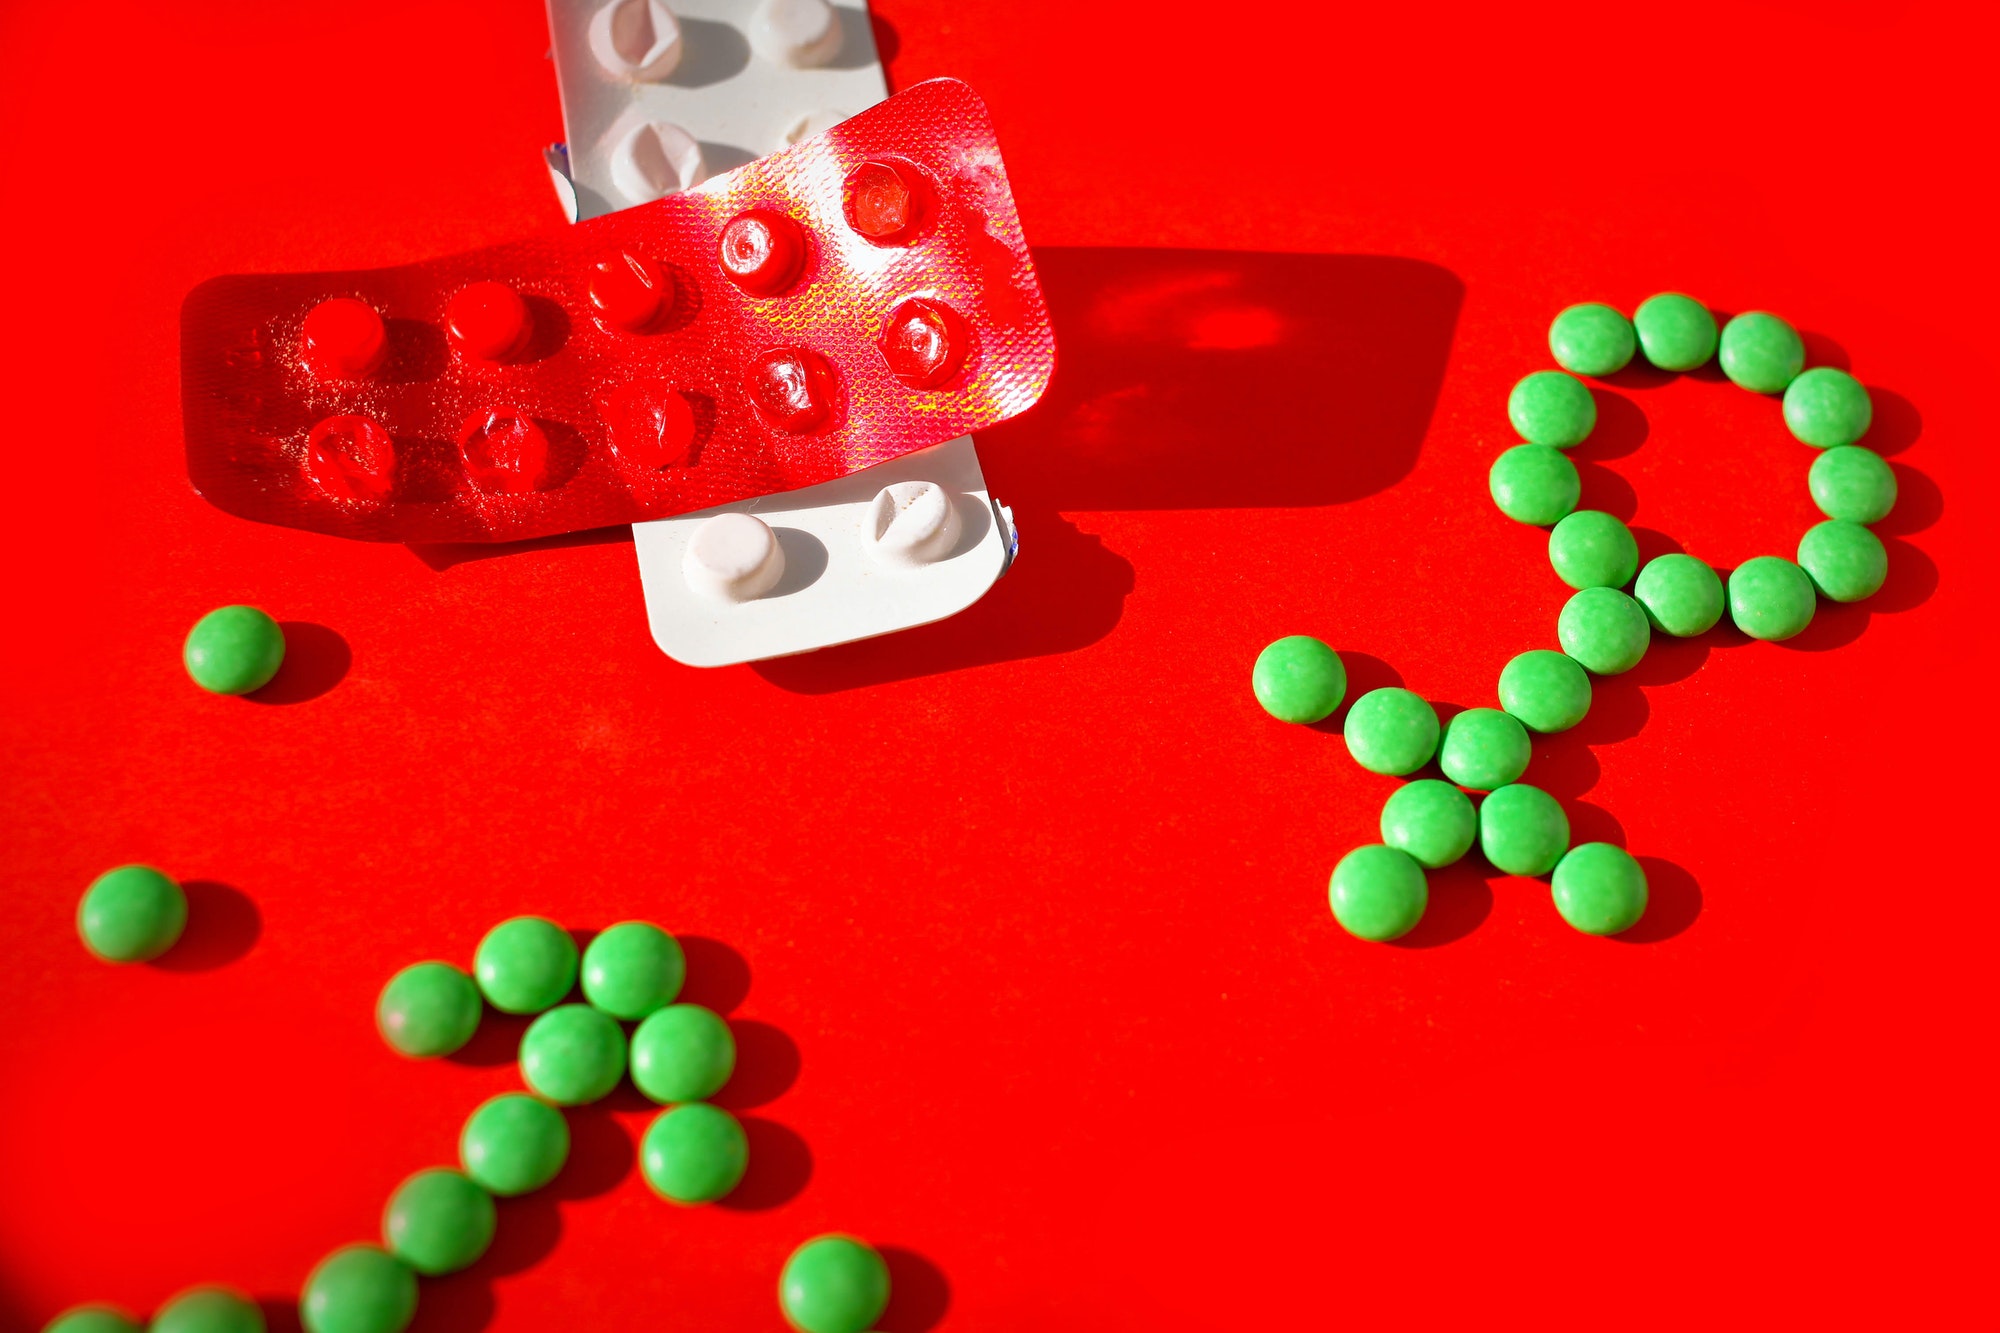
[180,78,1053,544]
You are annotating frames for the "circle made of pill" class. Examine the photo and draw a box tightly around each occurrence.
[582,921,687,1020]
[1631,293,1717,371]
[1251,636,1347,724]
[1783,366,1873,448]
[184,605,287,696]
[382,1169,496,1276]
[1551,843,1649,935]
[460,1093,570,1197]
[1379,780,1477,869]
[77,865,187,964]
[1437,708,1531,792]
[631,1003,737,1104]
[1478,783,1570,877]
[376,961,482,1059]
[150,1287,265,1333]
[780,1235,892,1333]
[1557,587,1651,675]
[1727,556,1816,642]
[1328,844,1428,942]
[1718,310,1805,394]
[1548,302,1635,377]
[1507,370,1597,448]
[1342,688,1440,776]
[1488,444,1580,526]
[1548,509,1639,590]
[1633,553,1725,638]
[1809,445,1897,523]
[474,916,578,1014]
[42,1307,142,1333]
[520,1004,628,1106]
[1798,520,1888,603]
[1497,650,1591,734]
[641,1102,750,1205]
[299,1244,416,1333]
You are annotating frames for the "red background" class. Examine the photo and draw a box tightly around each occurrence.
[1,1,1992,1328]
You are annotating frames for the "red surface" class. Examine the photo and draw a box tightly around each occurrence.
[0,1,1992,1329]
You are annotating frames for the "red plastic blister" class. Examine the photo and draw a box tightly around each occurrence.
[180,78,1054,544]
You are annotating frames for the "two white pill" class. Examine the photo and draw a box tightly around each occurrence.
[681,480,960,602]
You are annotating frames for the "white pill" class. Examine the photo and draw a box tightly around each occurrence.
[683,512,786,602]
[864,481,962,567]
[589,0,685,80]
[777,108,850,151]
[749,0,844,68]
[609,120,706,204]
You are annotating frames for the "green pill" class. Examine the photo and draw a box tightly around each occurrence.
[1478,783,1570,877]
[1488,443,1580,526]
[1548,509,1638,590]
[1719,311,1804,394]
[474,916,578,1014]
[631,1003,737,1104]
[376,961,481,1059]
[382,1168,495,1276]
[1342,688,1440,776]
[1437,708,1531,792]
[1328,844,1427,942]
[1783,366,1873,448]
[1379,780,1477,869]
[641,1102,749,1205]
[1632,293,1716,371]
[1548,302,1635,377]
[151,1285,265,1333]
[183,605,287,696]
[1557,587,1650,674]
[42,1307,141,1333]
[780,1235,892,1333]
[460,1092,569,1196]
[1507,370,1597,448]
[581,921,686,1021]
[76,864,186,964]
[520,1003,627,1106]
[1551,843,1649,935]
[300,1244,416,1333]
[1634,553,1724,637]
[1250,635,1347,724]
[1497,649,1591,733]
[1798,520,1887,603]
[1809,445,1896,523]
[1728,556,1816,641]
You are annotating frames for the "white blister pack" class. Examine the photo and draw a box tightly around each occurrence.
[545,0,890,220]
[631,435,1015,666]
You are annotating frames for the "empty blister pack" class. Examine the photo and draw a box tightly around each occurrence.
[181,78,1053,545]
[546,0,890,220]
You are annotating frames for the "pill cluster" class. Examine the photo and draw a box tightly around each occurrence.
[545,0,892,222]
[1258,294,1897,941]
[55,899,892,1333]
[181,78,1053,546]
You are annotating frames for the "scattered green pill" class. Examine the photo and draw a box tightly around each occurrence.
[1557,587,1650,674]
[1437,708,1531,792]
[581,921,686,1021]
[382,1168,495,1276]
[183,605,287,696]
[1488,443,1580,526]
[151,1285,265,1333]
[1782,366,1873,448]
[375,961,481,1059]
[631,1003,737,1104]
[76,865,186,964]
[520,1003,627,1106]
[1632,293,1716,371]
[41,1308,141,1333]
[780,1235,892,1333]
[1633,553,1724,637]
[300,1244,416,1333]
[460,1092,569,1196]
[1808,445,1896,523]
[1478,783,1570,876]
[1250,635,1347,724]
[1550,843,1649,935]
[1548,302,1635,376]
[1328,844,1427,942]
[1728,556,1816,641]
[1507,370,1597,448]
[1718,311,1804,394]
[641,1102,749,1205]
[1342,688,1440,776]
[474,916,578,1014]
[1497,649,1591,733]
[1548,509,1638,590]
[1798,520,1887,603]
[1379,780,1477,869]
